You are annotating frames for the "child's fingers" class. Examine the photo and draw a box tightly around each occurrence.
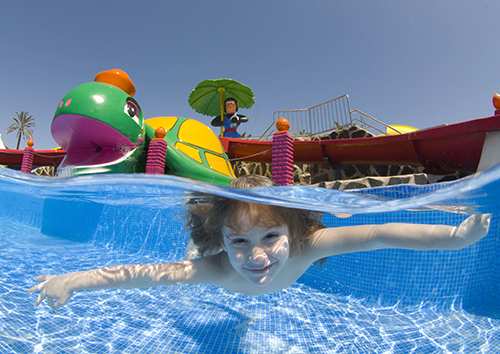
[28,283,42,293]
[482,214,492,225]
[35,289,47,307]
[472,214,491,233]
[29,275,55,293]
[52,294,71,310]
[46,292,71,310]
[48,296,56,310]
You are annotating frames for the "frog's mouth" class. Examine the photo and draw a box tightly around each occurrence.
[51,114,139,168]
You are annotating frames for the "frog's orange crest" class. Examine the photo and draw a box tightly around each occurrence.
[94,69,136,97]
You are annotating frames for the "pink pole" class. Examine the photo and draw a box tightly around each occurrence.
[272,118,294,186]
[21,139,35,174]
[146,127,168,174]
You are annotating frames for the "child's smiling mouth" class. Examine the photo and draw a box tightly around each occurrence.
[244,262,276,274]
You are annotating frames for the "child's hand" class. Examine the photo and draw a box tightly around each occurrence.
[452,214,492,248]
[28,274,75,310]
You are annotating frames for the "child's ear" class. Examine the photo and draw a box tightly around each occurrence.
[221,242,227,252]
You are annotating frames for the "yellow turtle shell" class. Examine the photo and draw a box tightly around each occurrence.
[145,117,235,186]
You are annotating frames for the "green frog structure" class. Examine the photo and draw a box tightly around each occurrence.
[51,69,235,186]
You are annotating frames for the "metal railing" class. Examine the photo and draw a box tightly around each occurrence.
[272,95,352,136]
[259,95,408,140]
[350,110,403,136]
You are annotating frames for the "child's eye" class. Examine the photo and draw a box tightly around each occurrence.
[231,238,246,244]
[264,233,279,240]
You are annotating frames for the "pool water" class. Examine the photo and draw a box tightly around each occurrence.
[1,166,500,353]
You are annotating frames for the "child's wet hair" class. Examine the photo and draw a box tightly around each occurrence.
[186,175,324,257]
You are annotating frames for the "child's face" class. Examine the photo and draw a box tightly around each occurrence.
[222,217,290,287]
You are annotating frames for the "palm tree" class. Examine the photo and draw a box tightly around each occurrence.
[7,112,36,149]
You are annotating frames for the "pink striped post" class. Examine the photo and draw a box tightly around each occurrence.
[272,118,294,186]
[146,127,168,174]
[21,139,35,174]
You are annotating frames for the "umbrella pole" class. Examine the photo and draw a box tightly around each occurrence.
[218,87,225,137]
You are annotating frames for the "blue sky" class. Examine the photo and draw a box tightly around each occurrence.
[1,1,499,149]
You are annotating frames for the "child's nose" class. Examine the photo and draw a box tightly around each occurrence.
[250,246,267,262]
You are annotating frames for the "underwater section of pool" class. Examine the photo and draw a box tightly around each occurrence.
[1,165,500,353]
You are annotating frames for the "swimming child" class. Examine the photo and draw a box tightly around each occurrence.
[29,175,492,310]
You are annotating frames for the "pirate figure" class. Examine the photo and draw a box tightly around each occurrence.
[211,98,248,138]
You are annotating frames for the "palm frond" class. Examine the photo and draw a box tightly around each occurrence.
[6,125,18,133]
[10,118,20,126]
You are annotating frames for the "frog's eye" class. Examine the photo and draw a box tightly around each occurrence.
[125,99,139,118]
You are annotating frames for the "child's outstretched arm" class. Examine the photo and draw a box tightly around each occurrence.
[29,255,226,310]
[305,214,492,261]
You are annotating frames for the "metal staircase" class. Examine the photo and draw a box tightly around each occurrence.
[258,95,405,140]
